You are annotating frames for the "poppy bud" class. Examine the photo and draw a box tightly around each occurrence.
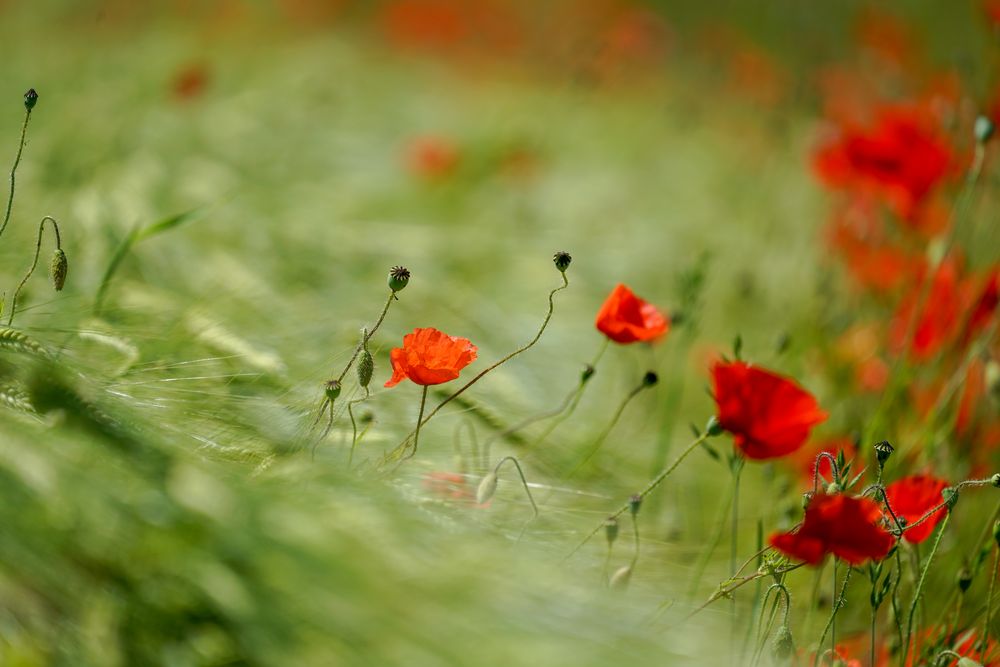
[628,494,642,517]
[357,348,374,388]
[581,364,595,383]
[324,379,342,402]
[986,361,1000,399]
[552,251,572,273]
[772,625,794,661]
[23,88,37,111]
[943,486,959,509]
[801,492,814,510]
[957,567,973,593]
[976,115,995,144]
[609,564,632,590]
[642,371,658,387]
[826,482,841,495]
[476,472,498,505]
[874,440,894,468]
[388,266,410,293]
[50,248,68,291]
[993,474,1000,489]
[605,517,619,546]
[705,415,723,437]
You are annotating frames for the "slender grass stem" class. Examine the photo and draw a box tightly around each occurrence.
[0,107,32,242]
[7,216,62,326]
[403,386,428,460]
[903,511,951,666]
[983,546,998,663]
[814,561,852,667]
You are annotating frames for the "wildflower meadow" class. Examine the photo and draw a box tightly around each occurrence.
[1,1,1000,665]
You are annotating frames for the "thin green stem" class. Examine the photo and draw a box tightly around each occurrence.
[7,216,61,326]
[0,108,32,242]
[814,562,852,667]
[564,431,709,560]
[903,511,951,666]
[493,455,538,517]
[402,386,428,461]
[347,387,370,467]
[983,547,998,663]
[563,376,652,479]
[529,338,608,450]
[730,459,743,662]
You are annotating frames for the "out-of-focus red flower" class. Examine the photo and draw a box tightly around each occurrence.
[963,269,1000,346]
[423,471,469,500]
[381,0,521,56]
[825,199,921,293]
[711,361,828,460]
[887,628,1000,667]
[385,327,478,388]
[957,358,986,436]
[594,283,669,344]
[834,323,891,393]
[854,8,916,69]
[170,62,210,101]
[770,493,894,565]
[814,106,953,220]
[884,474,949,544]
[794,438,857,486]
[985,0,1000,26]
[406,136,461,180]
[891,258,974,361]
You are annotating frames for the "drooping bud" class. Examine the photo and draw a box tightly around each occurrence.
[324,379,342,402]
[388,266,410,293]
[476,472,498,505]
[23,88,37,111]
[604,517,619,546]
[552,251,572,273]
[50,248,68,291]
[874,440,894,468]
[628,494,642,517]
[975,115,995,144]
[609,564,632,590]
[705,415,724,437]
[642,371,658,387]
[357,348,374,388]
[771,625,794,661]
[957,567,973,593]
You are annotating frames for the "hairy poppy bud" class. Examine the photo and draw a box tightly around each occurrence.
[552,251,572,273]
[324,379,342,402]
[581,364,595,383]
[642,371,658,387]
[957,567,973,593]
[476,472,498,505]
[705,415,723,437]
[772,625,794,661]
[23,88,37,111]
[992,474,1000,489]
[388,266,410,293]
[628,494,642,517]
[826,482,841,495]
[801,492,814,510]
[605,517,619,546]
[50,248,67,291]
[609,564,632,590]
[976,115,995,144]
[874,440,894,468]
[357,348,374,388]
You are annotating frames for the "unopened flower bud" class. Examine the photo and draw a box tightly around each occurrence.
[874,440,894,468]
[802,492,814,510]
[324,380,342,401]
[581,364,595,383]
[705,415,724,437]
[388,266,410,293]
[357,348,374,388]
[826,482,841,495]
[50,248,67,291]
[976,115,995,144]
[956,657,982,667]
[642,371,658,387]
[605,517,619,546]
[772,625,794,660]
[609,564,632,590]
[476,471,498,505]
[552,251,572,273]
[992,474,1000,489]
[23,88,37,111]
[628,494,642,517]
[958,567,973,593]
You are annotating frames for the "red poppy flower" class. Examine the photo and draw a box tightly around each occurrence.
[814,106,952,220]
[770,493,894,565]
[594,283,669,344]
[385,327,478,388]
[883,475,949,544]
[711,361,828,460]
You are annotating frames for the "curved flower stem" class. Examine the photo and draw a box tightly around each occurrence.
[751,584,790,666]
[0,106,33,243]
[386,273,569,463]
[902,510,951,667]
[564,431,709,561]
[529,338,609,449]
[899,479,992,537]
[492,455,539,517]
[813,561,852,667]
[402,386,429,461]
[563,374,653,480]
[347,387,371,467]
[685,562,806,622]
[7,216,61,326]
[730,457,745,661]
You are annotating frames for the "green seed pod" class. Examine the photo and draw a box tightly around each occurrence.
[604,517,619,546]
[388,266,410,293]
[23,88,37,111]
[609,564,632,590]
[705,415,724,437]
[324,380,342,402]
[976,115,995,144]
[992,474,1000,489]
[771,625,794,661]
[642,371,658,387]
[552,250,572,273]
[957,567,973,593]
[50,248,68,291]
[476,472,498,505]
[357,349,374,388]
[628,494,643,517]
[581,364,595,384]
